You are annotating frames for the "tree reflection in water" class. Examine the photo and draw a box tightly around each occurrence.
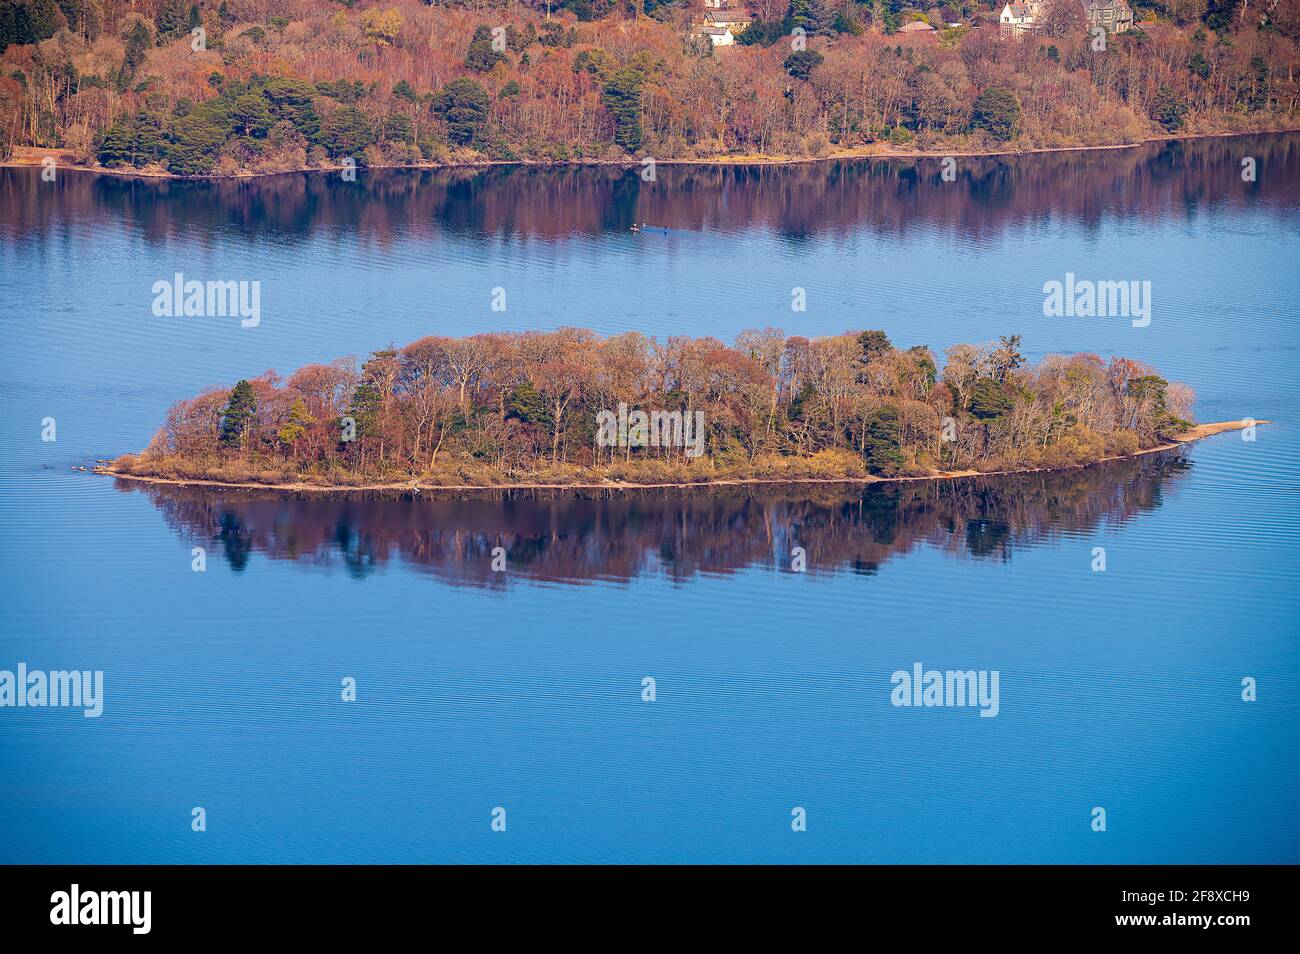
[120,451,1192,588]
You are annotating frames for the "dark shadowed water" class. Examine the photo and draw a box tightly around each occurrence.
[1,135,1297,863]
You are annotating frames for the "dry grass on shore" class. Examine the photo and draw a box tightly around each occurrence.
[102,420,1267,494]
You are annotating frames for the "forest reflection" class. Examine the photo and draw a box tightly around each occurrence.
[2,133,1295,245]
[119,451,1192,588]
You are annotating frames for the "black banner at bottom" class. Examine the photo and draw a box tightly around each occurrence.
[0,864,1285,940]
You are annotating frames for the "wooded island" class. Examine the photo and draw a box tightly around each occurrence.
[109,329,1204,488]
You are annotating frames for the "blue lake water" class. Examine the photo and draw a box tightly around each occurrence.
[1,135,1298,863]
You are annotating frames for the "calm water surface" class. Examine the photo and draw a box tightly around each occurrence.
[1,135,1298,863]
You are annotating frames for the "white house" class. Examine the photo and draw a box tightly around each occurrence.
[698,26,735,47]
[998,2,1043,37]
[999,0,1133,38]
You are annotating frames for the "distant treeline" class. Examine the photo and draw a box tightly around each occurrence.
[115,329,1195,486]
[1,0,1297,174]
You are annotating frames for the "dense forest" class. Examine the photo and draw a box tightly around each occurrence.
[0,0,1297,175]
[111,329,1196,486]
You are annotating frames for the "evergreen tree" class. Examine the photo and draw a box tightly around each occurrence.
[1248,55,1270,113]
[601,68,644,152]
[318,105,376,157]
[132,111,164,163]
[220,380,258,449]
[154,0,189,43]
[857,330,893,362]
[862,406,904,474]
[165,99,233,175]
[96,112,163,167]
[117,18,152,92]
[784,50,824,82]
[1148,85,1186,131]
[28,0,62,42]
[229,93,274,138]
[465,24,505,73]
[971,87,1020,141]
[0,5,17,54]
[96,120,137,167]
[969,378,1012,420]
[260,77,320,141]
[433,78,490,147]
[56,0,100,40]
[506,382,551,426]
[346,380,383,468]
[788,0,836,36]
[381,113,414,145]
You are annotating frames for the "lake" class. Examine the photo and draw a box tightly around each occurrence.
[1,135,1298,863]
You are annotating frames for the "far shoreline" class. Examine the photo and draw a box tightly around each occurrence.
[5,128,1297,183]
[94,419,1267,497]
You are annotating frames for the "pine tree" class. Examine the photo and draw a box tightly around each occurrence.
[96,112,162,167]
[862,407,904,474]
[505,382,551,426]
[0,5,17,54]
[96,120,137,167]
[28,0,63,42]
[220,380,258,449]
[601,69,644,152]
[465,25,504,73]
[971,87,1020,141]
[858,330,892,361]
[155,0,189,43]
[318,105,376,157]
[229,93,274,138]
[1148,85,1186,132]
[117,18,151,92]
[432,79,490,147]
[165,99,234,176]
[788,0,836,36]
[1248,55,1271,113]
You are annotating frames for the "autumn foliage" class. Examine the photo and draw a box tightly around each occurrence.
[1,0,1297,172]
[114,328,1196,486]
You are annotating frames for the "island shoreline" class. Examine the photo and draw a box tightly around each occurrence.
[5,128,1297,182]
[94,420,1267,496]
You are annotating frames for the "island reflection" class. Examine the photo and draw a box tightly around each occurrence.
[117,452,1191,588]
